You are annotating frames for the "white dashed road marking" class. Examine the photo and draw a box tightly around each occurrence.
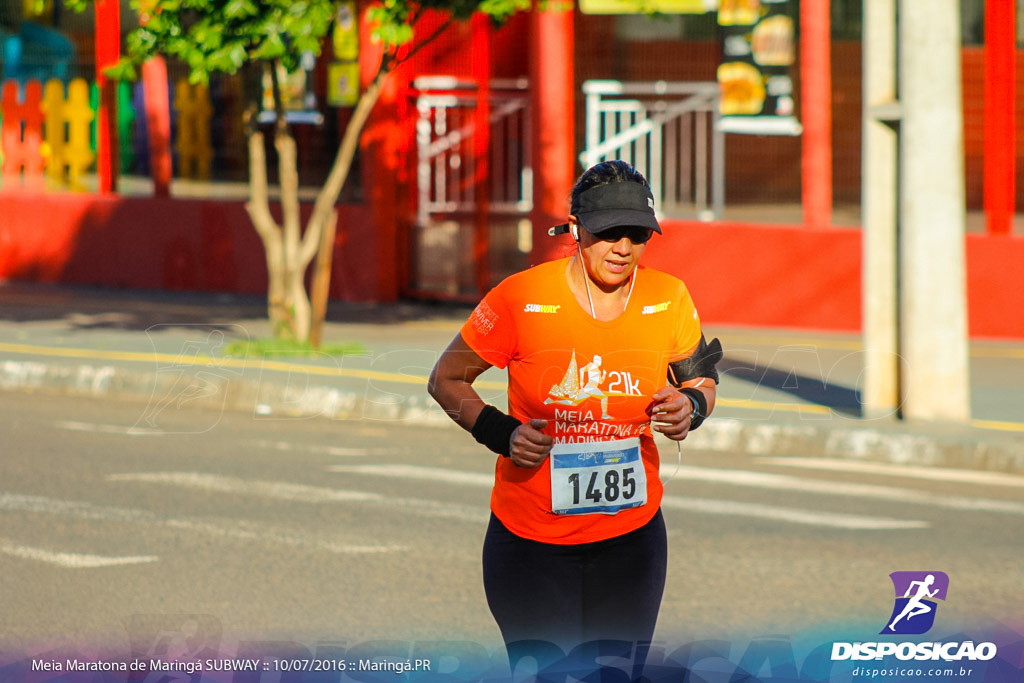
[756,456,1024,488]
[0,539,159,568]
[107,471,487,523]
[0,492,410,557]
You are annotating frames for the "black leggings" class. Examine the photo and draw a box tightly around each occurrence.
[482,510,667,657]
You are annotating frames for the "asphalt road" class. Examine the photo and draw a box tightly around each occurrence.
[2,392,1023,666]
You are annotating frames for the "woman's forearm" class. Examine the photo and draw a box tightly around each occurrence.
[428,375,487,432]
[428,335,494,432]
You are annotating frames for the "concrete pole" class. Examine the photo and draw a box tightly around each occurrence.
[861,0,900,419]
[898,0,971,422]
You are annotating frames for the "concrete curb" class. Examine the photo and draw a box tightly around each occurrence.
[685,419,1024,474]
[4,357,1023,475]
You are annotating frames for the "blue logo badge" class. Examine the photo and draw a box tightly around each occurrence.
[880,571,949,635]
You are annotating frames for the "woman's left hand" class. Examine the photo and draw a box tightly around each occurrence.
[648,387,695,441]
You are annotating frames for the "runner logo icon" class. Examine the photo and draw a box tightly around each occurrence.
[881,571,949,635]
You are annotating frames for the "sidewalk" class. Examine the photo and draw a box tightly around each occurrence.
[1,280,1022,474]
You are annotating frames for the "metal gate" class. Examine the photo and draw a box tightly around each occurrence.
[581,80,724,220]
[405,78,722,300]
[407,76,533,299]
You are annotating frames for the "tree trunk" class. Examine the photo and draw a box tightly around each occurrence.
[244,74,329,343]
[276,128,315,342]
[245,64,390,344]
[245,128,293,339]
[309,207,338,349]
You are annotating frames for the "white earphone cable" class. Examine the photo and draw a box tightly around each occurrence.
[576,242,597,318]
[660,378,704,485]
[624,266,637,310]
[661,440,684,486]
[576,241,638,320]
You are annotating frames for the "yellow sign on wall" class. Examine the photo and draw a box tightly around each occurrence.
[333,1,359,60]
[579,0,716,15]
[717,0,801,135]
[327,62,360,107]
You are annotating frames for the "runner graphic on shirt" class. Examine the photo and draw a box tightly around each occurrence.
[545,350,612,419]
[579,355,612,418]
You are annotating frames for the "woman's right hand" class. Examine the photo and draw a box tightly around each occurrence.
[509,419,553,467]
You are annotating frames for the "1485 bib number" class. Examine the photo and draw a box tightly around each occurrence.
[550,438,647,515]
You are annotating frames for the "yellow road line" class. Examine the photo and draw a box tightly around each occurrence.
[0,342,172,364]
[715,397,833,416]
[969,347,1024,360]
[0,342,508,390]
[719,397,1024,432]
[970,419,1024,433]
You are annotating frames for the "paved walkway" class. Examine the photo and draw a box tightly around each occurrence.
[1,280,1022,474]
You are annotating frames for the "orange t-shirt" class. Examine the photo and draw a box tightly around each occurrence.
[460,257,704,544]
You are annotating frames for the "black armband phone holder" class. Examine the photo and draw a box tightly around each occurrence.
[471,405,522,458]
[668,335,723,387]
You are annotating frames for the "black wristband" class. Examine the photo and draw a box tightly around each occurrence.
[679,388,708,431]
[471,405,522,458]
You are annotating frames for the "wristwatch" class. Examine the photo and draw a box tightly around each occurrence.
[686,394,699,422]
[680,387,707,430]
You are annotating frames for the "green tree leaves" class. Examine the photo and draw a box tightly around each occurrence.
[89,0,531,85]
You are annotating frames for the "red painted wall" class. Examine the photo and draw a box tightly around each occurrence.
[965,234,1024,338]
[2,195,1022,339]
[642,220,862,332]
[644,220,1024,340]
[0,193,379,302]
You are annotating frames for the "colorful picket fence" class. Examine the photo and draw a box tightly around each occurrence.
[174,80,212,180]
[0,80,45,178]
[0,77,212,187]
[42,79,95,187]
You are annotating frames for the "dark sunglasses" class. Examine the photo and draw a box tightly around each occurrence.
[598,226,654,244]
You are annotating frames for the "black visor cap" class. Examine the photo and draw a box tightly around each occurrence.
[573,182,662,236]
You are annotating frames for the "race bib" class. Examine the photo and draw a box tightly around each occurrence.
[549,438,647,515]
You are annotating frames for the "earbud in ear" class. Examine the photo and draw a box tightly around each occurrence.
[571,224,579,241]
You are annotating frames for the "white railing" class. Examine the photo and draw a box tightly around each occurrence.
[412,76,532,227]
[581,80,724,221]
